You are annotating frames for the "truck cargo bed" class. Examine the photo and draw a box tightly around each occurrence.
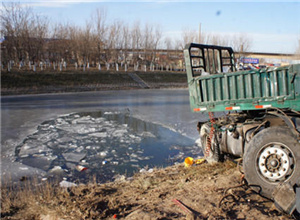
[184,44,300,112]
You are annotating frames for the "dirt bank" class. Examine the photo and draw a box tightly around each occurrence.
[1,70,187,95]
[1,160,293,219]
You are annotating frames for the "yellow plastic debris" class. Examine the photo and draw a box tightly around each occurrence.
[194,158,206,165]
[184,157,194,167]
[184,157,206,167]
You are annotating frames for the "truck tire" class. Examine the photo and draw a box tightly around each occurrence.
[243,126,300,199]
[200,123,222,162]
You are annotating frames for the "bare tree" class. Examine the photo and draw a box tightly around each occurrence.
[163,37,174,64]
[92,8,107,64]
[131,21,142,64]
[181,28,198,49]
[2,3,211,72]
[78,20,94,65]
[1,2,29,62]
[48,22,70,63]
[120,23,131,65]
[164,37,173,50]
[105,20,123,64]
[141,23,153,63]
[151,25,162,63]
[231,33,252,53]
[202,33,230,46]
[1,2,49,64]
[142,23,153,50]
[137,23,162,64]
[68,24,80,63]
[28,13,49,62]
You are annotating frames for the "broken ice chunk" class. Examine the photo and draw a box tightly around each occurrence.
[18,143,51,157]
[57,137,74,143]
[99,151,108,157]
[141,131,156,138]
[130,153,138,158]
[75,146,84,153]
[88,132,107,138]
[112,129,127,137]
[56,118,68,124]
[62,152,86,163]
[49,166,65,174]
[21,156,55,171]
[139,168,146,173]
[59,180,77,188]
[50,166,62,171]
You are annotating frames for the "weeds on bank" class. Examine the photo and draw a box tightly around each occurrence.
[1,161,237,219]
[1,178,59,219]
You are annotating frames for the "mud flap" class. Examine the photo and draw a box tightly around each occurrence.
[273,182,296,214]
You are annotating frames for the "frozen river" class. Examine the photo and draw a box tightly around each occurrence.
[1,89,208,184]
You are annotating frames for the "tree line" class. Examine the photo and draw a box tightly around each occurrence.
[1,2,254,72]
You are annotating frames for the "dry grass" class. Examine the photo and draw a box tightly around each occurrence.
[1,179,56,219]
[1,161,289,220]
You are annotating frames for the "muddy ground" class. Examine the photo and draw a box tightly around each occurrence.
[1,160,295,220]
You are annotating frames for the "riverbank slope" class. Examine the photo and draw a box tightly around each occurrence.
[1,70,187,95]
[1,160,291,219]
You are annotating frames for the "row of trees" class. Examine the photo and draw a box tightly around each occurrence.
[1,2,254,71]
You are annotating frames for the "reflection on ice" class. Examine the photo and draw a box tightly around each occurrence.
[16,111,202,183]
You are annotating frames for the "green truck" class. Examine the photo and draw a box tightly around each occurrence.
[184,43,300,215]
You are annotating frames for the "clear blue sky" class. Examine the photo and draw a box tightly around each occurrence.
[14,1,300,53]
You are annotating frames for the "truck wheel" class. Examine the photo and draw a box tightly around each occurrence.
[243,126,300,199]
[200,123,222,162]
